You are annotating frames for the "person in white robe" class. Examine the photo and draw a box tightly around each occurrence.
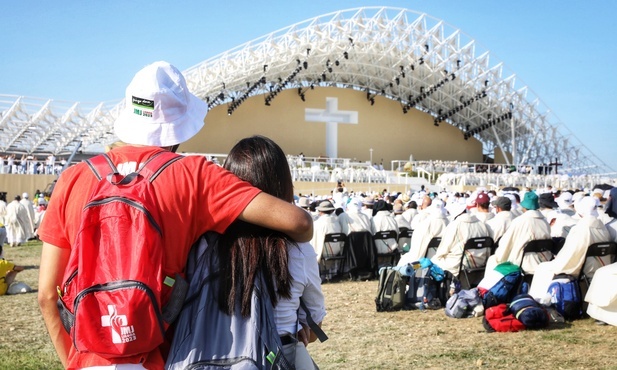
[600,187,617,242]
[585,262,617,326]
[505,193,523,218]
[401,201,418,225]
[486,191,552,274]
[393,203,411,230]
[538,192,559,220]
[371,200,398,254]
[310,200,343,262]
[410,195,432,230]
[19,192,35,239]
[486,196,515,244]
[338,197,372,235]
[0,194,6,254]
[530,197,611,302]
[360,197,375,219]
[5,196,32,247]
[393,203,412,252]
[398,200,449,266]
[556,191,576,217]
[431,210,491,277]
[311,200,344,279]
[470,192,494,223]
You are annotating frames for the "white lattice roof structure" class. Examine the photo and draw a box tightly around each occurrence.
[0,7,611,174]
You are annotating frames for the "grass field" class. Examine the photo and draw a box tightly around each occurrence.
[2,241,616,370]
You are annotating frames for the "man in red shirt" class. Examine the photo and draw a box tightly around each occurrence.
[37,61,313,370]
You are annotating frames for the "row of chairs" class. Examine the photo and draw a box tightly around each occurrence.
[321,228,617,290]
[321,229,410,281]
[520,239,617,290]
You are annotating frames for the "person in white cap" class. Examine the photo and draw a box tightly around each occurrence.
[529,196,611,302]
[37,61,313,370]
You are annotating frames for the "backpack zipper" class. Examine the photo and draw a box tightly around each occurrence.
[84,197,162,235]
[73,280,165,335]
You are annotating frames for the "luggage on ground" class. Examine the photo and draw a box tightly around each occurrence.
[507,294,549,329]
[406,259,445,310]
[482,304,525,333]
[375,266,407,312]
[548,274,582,321]
[479,270,522,309]
[445,288,483,318]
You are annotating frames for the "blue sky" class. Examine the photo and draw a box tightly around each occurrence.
[2,1,616,171]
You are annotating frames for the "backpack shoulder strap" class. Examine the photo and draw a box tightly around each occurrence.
[299,298,328,342]
[85,153,118,180]
[138,151,183,183]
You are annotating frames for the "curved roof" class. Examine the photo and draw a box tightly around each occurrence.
[0,7,611,174]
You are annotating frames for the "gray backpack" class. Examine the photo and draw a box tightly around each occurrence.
[445,288,482,318]
[165,233,294,370]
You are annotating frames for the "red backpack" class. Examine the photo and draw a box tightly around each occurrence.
[57,151,187,358]
[482,303,526,333]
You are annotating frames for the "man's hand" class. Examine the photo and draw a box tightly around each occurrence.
[297,324,310,346]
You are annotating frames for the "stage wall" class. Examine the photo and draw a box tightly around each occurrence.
[181,87,484,165]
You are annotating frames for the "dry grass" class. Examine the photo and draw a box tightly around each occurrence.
[2,242,616,370]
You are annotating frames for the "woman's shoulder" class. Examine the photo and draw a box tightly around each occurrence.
[288,241,317,257]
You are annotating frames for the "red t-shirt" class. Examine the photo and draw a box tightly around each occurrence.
[37,146,261,369]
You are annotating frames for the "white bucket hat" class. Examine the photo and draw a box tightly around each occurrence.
[114,61,208,147]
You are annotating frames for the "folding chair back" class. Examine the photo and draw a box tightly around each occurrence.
[459,236,494,289]
[424,237,442,259]
[373,230,399,268]
[580,241,617,287]
[398,227,413,253]
[520,239,554,284]
[320,232,347,281]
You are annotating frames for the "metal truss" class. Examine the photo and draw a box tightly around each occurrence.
[0,7,611,174]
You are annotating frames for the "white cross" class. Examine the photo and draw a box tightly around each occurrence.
[101,304,127,344]
[305,97,358,159]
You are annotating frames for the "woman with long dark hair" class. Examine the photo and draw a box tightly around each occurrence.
[217,135,326,369]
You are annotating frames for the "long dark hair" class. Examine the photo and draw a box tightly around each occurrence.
[216,135,294,316]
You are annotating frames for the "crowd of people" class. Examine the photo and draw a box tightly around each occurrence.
[299,182,617,326]
[0,190,46,296]
[0,154,66,175]
[0,190,48,251]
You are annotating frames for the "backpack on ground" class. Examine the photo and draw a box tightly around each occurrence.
[548,274,582,321]
[445,288,482,319]
[406,258,445,310]
[56,152,188,358]
[482,304,526,333]
[480,270,522,309]
[507,294,549,329]
[166,233,294,370]
[376,267,407,312]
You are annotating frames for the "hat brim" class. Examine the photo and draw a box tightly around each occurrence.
[114,93,207,147]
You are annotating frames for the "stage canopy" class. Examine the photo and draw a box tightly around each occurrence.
[0,7,610,174]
